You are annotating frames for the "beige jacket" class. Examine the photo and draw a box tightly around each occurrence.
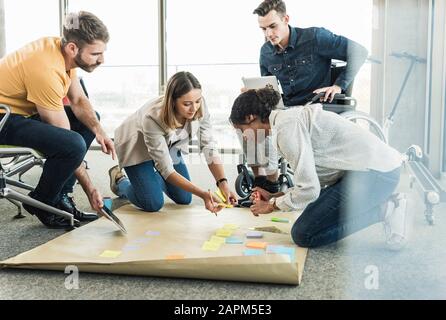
[114,96,219,179]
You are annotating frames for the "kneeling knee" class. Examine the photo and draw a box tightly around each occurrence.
[140,199,164,212]
[291,223,315,248]
[175,193,192,205]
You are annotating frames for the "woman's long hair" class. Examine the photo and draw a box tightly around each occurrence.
[162,71,203,129]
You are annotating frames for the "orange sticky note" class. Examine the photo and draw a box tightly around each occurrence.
[165,254,185,260]
[246,242,268,249]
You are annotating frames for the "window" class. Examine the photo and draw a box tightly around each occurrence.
[4,0,59,53]
[167,0,373,150]
[67,0,159,137]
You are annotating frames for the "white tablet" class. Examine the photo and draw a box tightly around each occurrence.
[242,76,286,109]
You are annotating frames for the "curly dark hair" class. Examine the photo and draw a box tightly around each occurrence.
[229,87,282,125]
[253,0,287,17]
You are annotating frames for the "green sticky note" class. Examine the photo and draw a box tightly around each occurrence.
[202,241,221,251]
[271,217,289,223]
[100,250,122,258]
[210,235,226,244]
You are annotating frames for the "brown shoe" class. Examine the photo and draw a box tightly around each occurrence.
[108,165,126,196]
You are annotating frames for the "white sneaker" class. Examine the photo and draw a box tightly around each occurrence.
[383,193,409,251]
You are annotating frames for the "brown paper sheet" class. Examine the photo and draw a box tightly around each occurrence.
[1,204,308,285]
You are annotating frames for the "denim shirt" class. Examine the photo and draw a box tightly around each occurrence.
[260,26,368,107]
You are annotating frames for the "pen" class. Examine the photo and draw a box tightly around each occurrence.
[208,189,217,217]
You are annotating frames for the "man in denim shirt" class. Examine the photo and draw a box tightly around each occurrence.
[255,0,369,106]
[243,0,368,194]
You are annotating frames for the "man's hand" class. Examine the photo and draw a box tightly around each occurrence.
[250,187,272,202]
[313,85,342,103]
[250,198,274,216]
[87,188,103,212]
[96,129,116,160]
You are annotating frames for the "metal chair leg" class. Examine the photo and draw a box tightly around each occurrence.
[5,177,35,191]
[2,188,78,227]
[6,198,26,219]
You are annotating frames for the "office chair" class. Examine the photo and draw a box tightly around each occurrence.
[0,104,78,228]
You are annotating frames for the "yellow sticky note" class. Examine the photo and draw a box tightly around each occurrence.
[100,250,122,258]
[246,242,268,249]
[223,223,239,230]
[216,203,233,208]
[216,229,233,237]
[202,241,221,251]
[165,254,185,260]
[215,189,227,202]
[210,236,226,244]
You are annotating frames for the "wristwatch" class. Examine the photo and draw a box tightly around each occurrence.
[216,178,228,187]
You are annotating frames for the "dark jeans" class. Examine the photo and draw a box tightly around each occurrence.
[291,167,401,248]
[0,107,97,205]
[117,149,192,212]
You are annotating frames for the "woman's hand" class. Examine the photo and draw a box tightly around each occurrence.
[202,190,224,215]
[250,198,274,216]
[218,181,238,205]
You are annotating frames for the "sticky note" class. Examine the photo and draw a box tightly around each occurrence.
[246,242,268,249]
[225,237,244,244]
[267,246,295,262]
[223,224,239,230]
[100,250,121,258]
[202,241,221,251]
[252,226,285,234]
[122,245,140,252]
[271,217,289,223]
[165,254,185,260]
[216,229,233,237]
[132,238,152,244]
[216,203,233,208]
[145,231,161,236]
[215,189,227,202]
[244,249,265,256]
[210,236,226,244]
[246,231,263,239]
[266,245,284,253]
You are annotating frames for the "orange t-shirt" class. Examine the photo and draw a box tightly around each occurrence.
[0,37,76,116]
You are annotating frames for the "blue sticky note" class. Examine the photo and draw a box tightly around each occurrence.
[275,247,296,262]
[225,237,244,244]
[132,238,152,244]
[122,244,140,252]
[244,249,265,256]
[266,245,284,253]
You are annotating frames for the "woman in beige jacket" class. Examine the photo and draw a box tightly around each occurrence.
[109,72,237,213]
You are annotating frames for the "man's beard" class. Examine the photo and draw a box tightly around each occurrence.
[74,53,101,73]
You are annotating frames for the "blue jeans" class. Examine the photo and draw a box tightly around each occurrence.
[0,107,97,205]
[117,149,192,212]
[291,167,401,248]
